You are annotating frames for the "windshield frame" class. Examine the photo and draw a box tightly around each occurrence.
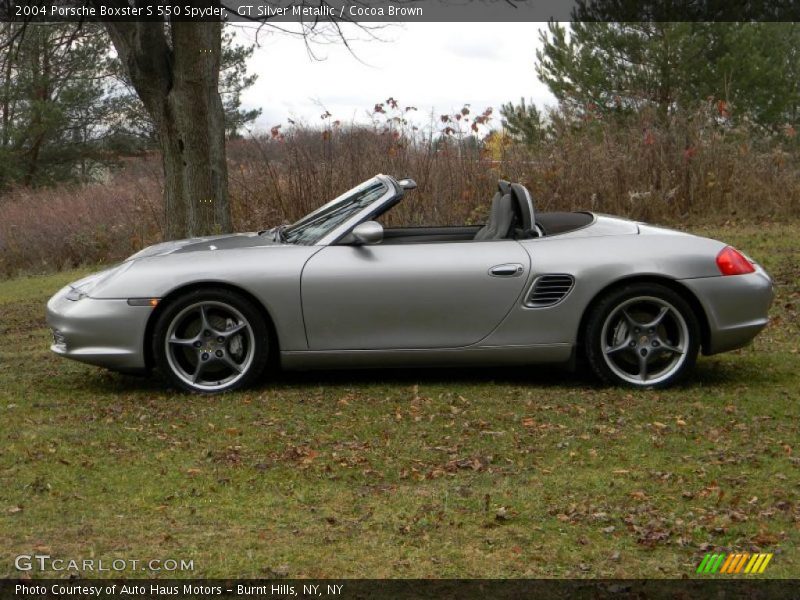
[283,174,399,246]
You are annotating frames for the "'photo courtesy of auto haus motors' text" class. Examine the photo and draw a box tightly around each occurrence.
[1,0,799,598]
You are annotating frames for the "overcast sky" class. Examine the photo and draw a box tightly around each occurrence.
[235,22,555,132]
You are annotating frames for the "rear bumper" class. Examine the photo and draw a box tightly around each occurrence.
[46,286,152,372]
[680,266,775,355]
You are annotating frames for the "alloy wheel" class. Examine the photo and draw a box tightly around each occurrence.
[164,301,256,392]
[600,295,690,385]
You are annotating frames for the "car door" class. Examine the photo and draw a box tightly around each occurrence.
[300,240,531,350]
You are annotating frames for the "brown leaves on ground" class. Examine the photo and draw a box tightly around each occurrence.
[283,445,320,467]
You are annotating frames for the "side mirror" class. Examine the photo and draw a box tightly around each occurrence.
[397,178,417,190]
[351,221,383,245]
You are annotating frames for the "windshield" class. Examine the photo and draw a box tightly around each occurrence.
[283,179,389,245]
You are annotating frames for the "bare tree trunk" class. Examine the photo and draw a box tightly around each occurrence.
[102,18,231,240]
[23,27,49,186]
[168,22,230,237]
[1,34,14,150]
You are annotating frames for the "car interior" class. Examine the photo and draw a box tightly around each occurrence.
[375,180,594,245]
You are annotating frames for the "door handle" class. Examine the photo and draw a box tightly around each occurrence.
[489,263,524,277]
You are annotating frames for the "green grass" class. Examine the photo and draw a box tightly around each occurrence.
[1,222,798,579]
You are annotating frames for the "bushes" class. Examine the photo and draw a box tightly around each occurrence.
[2,100,799,278]
[0,159,163,277]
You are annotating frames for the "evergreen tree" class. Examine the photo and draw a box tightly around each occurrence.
[533,22,800,130]
[0,23,117,187]
[0,23,260,190]
[500,98,546,147]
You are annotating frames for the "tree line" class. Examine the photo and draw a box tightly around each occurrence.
[502,23,800,146]
[0,19,259,238]
[2,19,799,240]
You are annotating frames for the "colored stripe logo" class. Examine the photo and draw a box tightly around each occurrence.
[696,552,773,574]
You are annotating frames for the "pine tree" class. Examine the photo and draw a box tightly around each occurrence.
[500,98,546,147]
[534,22,800,130]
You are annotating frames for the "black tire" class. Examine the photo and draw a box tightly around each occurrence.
[584,283,700,388]
[152,288,270,393]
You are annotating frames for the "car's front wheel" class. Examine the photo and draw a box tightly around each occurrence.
[153,288,270,393]
[585,283,700,388]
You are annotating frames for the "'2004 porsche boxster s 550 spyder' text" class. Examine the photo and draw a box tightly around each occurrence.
[47,175,774,392]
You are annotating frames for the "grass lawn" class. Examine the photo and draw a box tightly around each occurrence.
[1,221,798,579]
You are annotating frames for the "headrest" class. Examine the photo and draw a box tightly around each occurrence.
[510,183,535,234]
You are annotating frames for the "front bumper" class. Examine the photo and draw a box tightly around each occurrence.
[46,285,154,373]
[681,265,775,355]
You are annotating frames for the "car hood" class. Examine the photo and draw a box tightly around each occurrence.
[126,231,279,261]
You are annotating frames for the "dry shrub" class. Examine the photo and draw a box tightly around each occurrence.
[2,99,799,278]
[518,103,800,222]
[0,157,163,277]
[227,103,498,230]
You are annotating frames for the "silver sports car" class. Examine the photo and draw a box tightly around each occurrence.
[47,175,774,393]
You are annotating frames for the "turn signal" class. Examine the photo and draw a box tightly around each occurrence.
[127,298,160,307]
[716,246,755,275]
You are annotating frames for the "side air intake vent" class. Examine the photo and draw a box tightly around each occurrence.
[527,274,575,307]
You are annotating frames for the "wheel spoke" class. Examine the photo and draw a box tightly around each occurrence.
[604,337,631,355]
[219,353,243,374]
[222,321,246,337]
[191,359,206,383]
[621,309,640,329]
[645,306,670,329]
[198,305,221,335]
[169,334,199,347]
[637,353,649,382]
[657,338,685,355]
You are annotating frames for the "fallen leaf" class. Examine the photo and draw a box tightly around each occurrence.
[269,564,290,577]
[753,531,779,545]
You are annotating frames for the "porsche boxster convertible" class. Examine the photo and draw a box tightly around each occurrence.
[47,175,774,392]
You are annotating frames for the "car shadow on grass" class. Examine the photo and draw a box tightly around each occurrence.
[74,362,592,396]
[269,362,590,389]
[72,354,777,397]
[690,355,785,387]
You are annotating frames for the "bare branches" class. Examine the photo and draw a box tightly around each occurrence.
[219,0,393,63]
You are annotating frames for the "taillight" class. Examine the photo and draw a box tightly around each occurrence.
[716,246,755,275]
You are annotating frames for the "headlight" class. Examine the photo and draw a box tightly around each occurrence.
[65,272,105,301]
[63,263,133,301]
[66,286,89,301]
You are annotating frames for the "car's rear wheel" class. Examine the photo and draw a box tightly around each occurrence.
[585,283,700,388]
[153,289,269,393]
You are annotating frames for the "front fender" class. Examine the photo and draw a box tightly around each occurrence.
[91,245,322,351]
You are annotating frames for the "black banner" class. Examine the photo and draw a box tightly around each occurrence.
[3,0,800,23]
[2,580,800,600]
